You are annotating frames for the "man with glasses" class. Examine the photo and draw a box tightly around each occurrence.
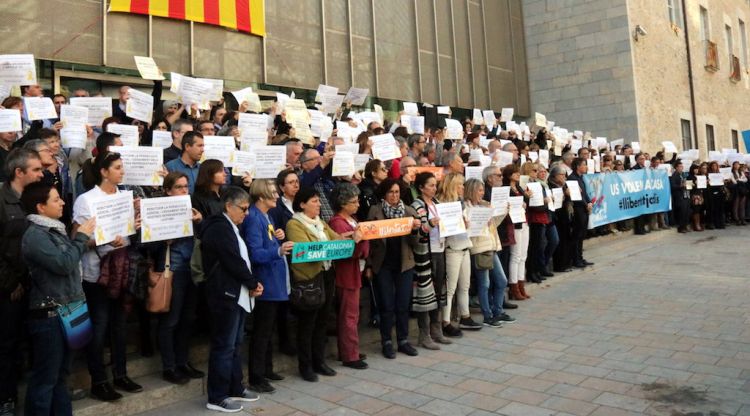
[407,134,426,159]
[165,131,204,194]
[299,147,336,222]
[197,120,216,137]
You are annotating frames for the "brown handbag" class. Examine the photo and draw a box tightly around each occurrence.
[147,244,173,313]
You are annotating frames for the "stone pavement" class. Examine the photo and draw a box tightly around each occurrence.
[137,226,750,416]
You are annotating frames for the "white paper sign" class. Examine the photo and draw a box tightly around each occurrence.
[238,113,269,136]
[566,180,583,201]
[527,182,544,207]
[133,56,165,80]
[500,108,514,122]
[401,115,425,135]
[445,118,463,141]
[696,175,707,189]
[354,154,370,171]
[508,196,526,223]
[437,106,451,115]
[0,109,22,133]
[483,110,496,128]
[490,186,510,216]
[231,150,256,177]
[60,105,88,148]
[0,54,36,86]
[70,97,112,127]
[202,136,236,167]
[89,191,136,246]
[403,102,419,116]
[552,187,564,209]
[239,130,267,152]
[125,88,154,123]
[344,87,369,106]
[435,202,466,237]
[708,173,724,186]
[151,130,173,148]
[662,141,678,153]
[371,133,400,162]
[332,151,355,177]
[196,78,224,102]
[631,141,641,153]
[253,146,286,179]
[464,166,484,181]
[495,150,514,168]
[315,84,339,103]
[176,75,213,106]
[140,196,193,243]
[467,206,494,237]
[109,146,164,186]
[107,123,139,146]
[23,97,57,120]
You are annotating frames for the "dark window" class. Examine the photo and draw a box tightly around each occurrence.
[680,119,693,150]
[706,124,715,151]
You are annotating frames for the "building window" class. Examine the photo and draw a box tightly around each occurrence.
[700,6,710,41]
[706,124,715,151]
[681,119,693,150]
[726,24,734,68]
[667,0,684,29]
[732,129,739,150]
[740,19,748,70]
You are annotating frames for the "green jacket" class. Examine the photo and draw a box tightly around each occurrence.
[286,217,341,282]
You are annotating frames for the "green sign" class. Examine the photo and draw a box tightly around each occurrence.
[291,240,355,263]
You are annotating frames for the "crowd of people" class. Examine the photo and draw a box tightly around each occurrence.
[1,79,748,415]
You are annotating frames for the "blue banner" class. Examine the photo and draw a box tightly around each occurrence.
[582,169,672,228]
[742,130,750,153]
[291,240,355,263]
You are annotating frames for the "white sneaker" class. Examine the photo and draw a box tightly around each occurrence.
[206,398,243,413]
[230,388,260,402]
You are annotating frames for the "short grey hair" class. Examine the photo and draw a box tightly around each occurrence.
[548,164,567,185]
[299,148,320,164]
[4,148,40,180]
[442,152,458,168]
[22,139,48,153]
[331,182,360,212]
[407,134,422,149]
[221,186,250,212]
[171,118,192,133]
[482,165,500,183]
[395,136,407,149]
[562,152,575,164]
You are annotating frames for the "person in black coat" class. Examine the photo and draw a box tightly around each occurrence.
[567,158,594,268]
[200,187,263,412]
[670,160,690,233]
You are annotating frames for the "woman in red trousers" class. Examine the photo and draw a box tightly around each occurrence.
[328,183,369,369]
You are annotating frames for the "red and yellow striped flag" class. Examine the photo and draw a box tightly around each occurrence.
[109,0,265,37]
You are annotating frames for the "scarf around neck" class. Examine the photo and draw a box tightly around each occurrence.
[381,200,405,219]
[27,214,67,236]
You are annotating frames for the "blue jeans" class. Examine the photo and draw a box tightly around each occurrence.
[374,266,414,345]
[157,269,197,371]
[25,315,72,416]
[207,295,246,404]
[543,223,559,269]
[83,281,128,384]
[473,253,508,320]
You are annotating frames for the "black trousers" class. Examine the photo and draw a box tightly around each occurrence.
[249,301,278,383]
[295,269,335,371]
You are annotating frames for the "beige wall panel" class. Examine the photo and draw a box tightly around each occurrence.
[325,30,351,89]
[266,0,323,89]
[420,51,439,104]
[152,17,190,76]
[374,0,419,100]
[469,1,489,109]
[107,13,148,70]
[453,0,473,108]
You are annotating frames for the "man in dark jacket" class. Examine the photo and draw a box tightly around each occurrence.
[0,148,43,413]
[200,186,263,413]
[567,157,594,268]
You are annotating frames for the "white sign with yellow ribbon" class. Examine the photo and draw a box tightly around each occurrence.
[202,135,236,167]
[0,54,36,85]
[109,146,164,186]
[23,97,57,121]
[0,109,22,133]
[140,195,193,243]
[89,191,135,246]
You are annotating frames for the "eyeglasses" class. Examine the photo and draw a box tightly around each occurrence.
[284,179,300,185]
[171,184,189,190]
[379,167,388,172]
[345,199,360,205]
[234,204,250,213]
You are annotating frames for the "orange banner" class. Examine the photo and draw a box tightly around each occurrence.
[407,166,444,182]
[109,0,265,37]
[357,217,414,241]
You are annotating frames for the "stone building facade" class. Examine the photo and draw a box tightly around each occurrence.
[523,0,750,156]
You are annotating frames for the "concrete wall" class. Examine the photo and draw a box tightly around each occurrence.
[522,0,639,141]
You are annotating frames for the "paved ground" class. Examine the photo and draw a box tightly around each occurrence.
[138,226,750,416]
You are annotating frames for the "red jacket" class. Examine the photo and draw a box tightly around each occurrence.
[328,214,370,289]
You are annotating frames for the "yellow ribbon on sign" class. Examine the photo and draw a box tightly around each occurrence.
[151,173,161,185]
[127,220,135,234]
[95,227,105,244]
[26,71,33,81]
[143,225,152,242]
[183,221,191,236]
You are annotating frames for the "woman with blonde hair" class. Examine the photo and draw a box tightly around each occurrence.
[521,162,551,284]
[436,173,482,336]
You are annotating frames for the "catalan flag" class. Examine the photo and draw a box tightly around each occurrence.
[109,0,265,37]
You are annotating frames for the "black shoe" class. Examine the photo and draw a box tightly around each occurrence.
[91,383,123,402]
[573,262,586,268]
[583,260,595,266]
[459,317,483,331]
[265,372,284,381]
[442,324,463,338]
[279,343,297,356]
[177,363,205,379]
[503,300,518,309]
[495,312,516,323]
[526,273,541,284]
[382,342,396,359]
[541,270,554,277]
[397,342,419,356]
[248,379,276,393]
[483,317,502,328]
[113,376,143,393]
[343,359,369,369]
[300,368,318,382]
[313,363,337,376]
[163,370,190,385]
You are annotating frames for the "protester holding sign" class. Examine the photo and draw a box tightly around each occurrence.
[501,164,532,301]
[366,178,421,358]
[20,182,95,415]
[140,172,203,385]
[328,183,369,369]
[285,187,342,382]
[548,165,574,273]
[464,179,513,328]
[71,151,142,402]
[242,180,294,393]
[687,164,706,232]
[567,158,593,269]
[411,172,453,346]
[706,161,727,229]
[522,162,552,284]
[670,161,691,233]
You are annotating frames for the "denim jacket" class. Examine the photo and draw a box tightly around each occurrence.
[21,223,89,310]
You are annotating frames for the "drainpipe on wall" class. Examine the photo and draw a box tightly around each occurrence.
[681,0,699,149]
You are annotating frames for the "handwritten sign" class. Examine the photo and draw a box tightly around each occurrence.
[357,217,414,241]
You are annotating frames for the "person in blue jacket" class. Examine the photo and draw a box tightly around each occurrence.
[242,179,294,394]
